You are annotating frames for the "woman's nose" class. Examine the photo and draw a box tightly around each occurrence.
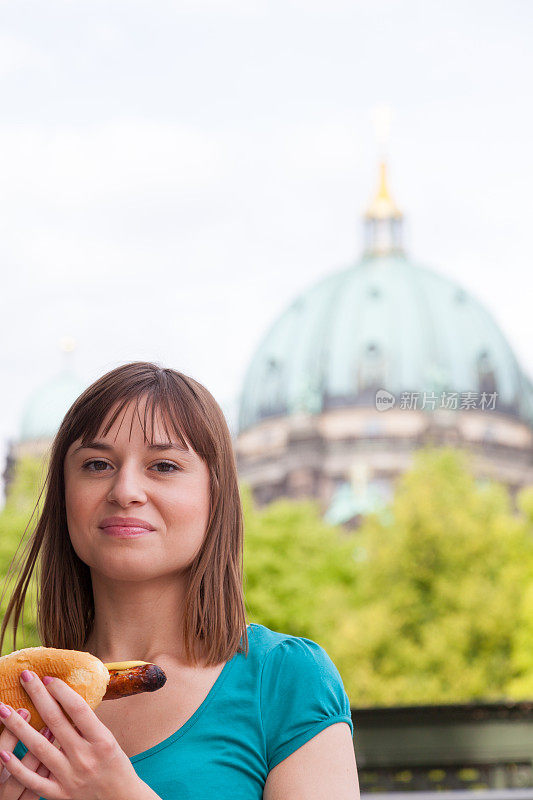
[106,466,148,506]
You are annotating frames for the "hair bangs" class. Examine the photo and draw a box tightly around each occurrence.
[77,387,191,456]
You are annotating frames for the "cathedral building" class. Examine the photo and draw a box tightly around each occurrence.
[235,162,533,525]
[2,340,86,499]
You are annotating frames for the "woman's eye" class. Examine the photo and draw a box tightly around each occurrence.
[151,461,180,473]
[83,460,110,472]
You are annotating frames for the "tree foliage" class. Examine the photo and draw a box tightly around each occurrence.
[243,448,533,706]
[338,448,533,705]
[242,485,360,661]
[0,455,46,654]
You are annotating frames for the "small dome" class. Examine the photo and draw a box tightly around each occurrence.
[19,368,86,442]
[238,252,533,432]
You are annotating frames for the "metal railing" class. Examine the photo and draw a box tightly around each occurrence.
[361,791,533,800]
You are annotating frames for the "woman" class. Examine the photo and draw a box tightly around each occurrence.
[0,362,359,800]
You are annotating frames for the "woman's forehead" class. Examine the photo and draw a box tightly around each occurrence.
[101,400,171,438]
[81,397,190,449]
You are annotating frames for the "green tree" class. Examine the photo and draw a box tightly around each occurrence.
[242,447,533,707]
[242,485,361,678]
[0,454,48,654]
[339,448,533,706]
[507,486,533,697]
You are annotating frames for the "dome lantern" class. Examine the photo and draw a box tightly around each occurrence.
[363,160,404,257]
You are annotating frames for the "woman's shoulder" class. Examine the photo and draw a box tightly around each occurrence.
[247,624,353,772]
[246,621,307,653]
[246,623,335,672]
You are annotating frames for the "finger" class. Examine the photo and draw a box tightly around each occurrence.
[0,703,64,781]
[0,724,54,797]
[18,729,55,800]
[33,674,104,745]
[0,708,30,750]
[0,748,58,799]
[1,732,52,800]
[19,761,52,800]
[18,671,83,755]
[0,710,33,785]
[20,726,55,772]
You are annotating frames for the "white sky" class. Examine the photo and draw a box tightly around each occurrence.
[1,0,532,476]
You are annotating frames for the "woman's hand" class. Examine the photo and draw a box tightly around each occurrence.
[0,671,142,800]
[0,706,54,800]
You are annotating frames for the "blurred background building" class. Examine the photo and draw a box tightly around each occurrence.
[2,337,86,496]
[235,161,533,527]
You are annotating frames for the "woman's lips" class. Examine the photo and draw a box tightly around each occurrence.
[102,526,153,537]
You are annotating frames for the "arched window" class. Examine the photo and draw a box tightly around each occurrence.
[476,350,497,396]
[358,342,385,394]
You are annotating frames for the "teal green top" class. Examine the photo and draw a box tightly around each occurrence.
[14,623,354,799]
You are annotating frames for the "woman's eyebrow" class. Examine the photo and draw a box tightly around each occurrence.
[72,441,189,454]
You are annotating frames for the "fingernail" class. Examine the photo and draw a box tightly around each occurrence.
[0,705,12,719]
[0,751,10,763]
[17,709,30,721]
[42,676,53,686]
[43,728,54,742]
[20,670,33,683]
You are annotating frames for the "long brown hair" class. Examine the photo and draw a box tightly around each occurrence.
[0,362,249,666]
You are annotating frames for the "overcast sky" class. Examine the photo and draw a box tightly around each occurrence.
[1,0,532,479]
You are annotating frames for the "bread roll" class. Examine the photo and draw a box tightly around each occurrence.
[0,646,167,734]
[0,646,110,732]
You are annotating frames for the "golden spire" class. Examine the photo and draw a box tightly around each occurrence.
[362,160,404,256]
[365,160,402,220]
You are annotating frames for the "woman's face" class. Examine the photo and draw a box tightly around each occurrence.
[63,397,211,581]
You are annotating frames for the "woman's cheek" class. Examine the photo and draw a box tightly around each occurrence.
[66,479,93,518]
[65,486,94,554]
[174,492,209,529]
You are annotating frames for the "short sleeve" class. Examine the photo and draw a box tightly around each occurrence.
[259,636,354,772]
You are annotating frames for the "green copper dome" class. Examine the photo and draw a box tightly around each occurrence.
[238,163,533,433]
[20,368,86,442]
